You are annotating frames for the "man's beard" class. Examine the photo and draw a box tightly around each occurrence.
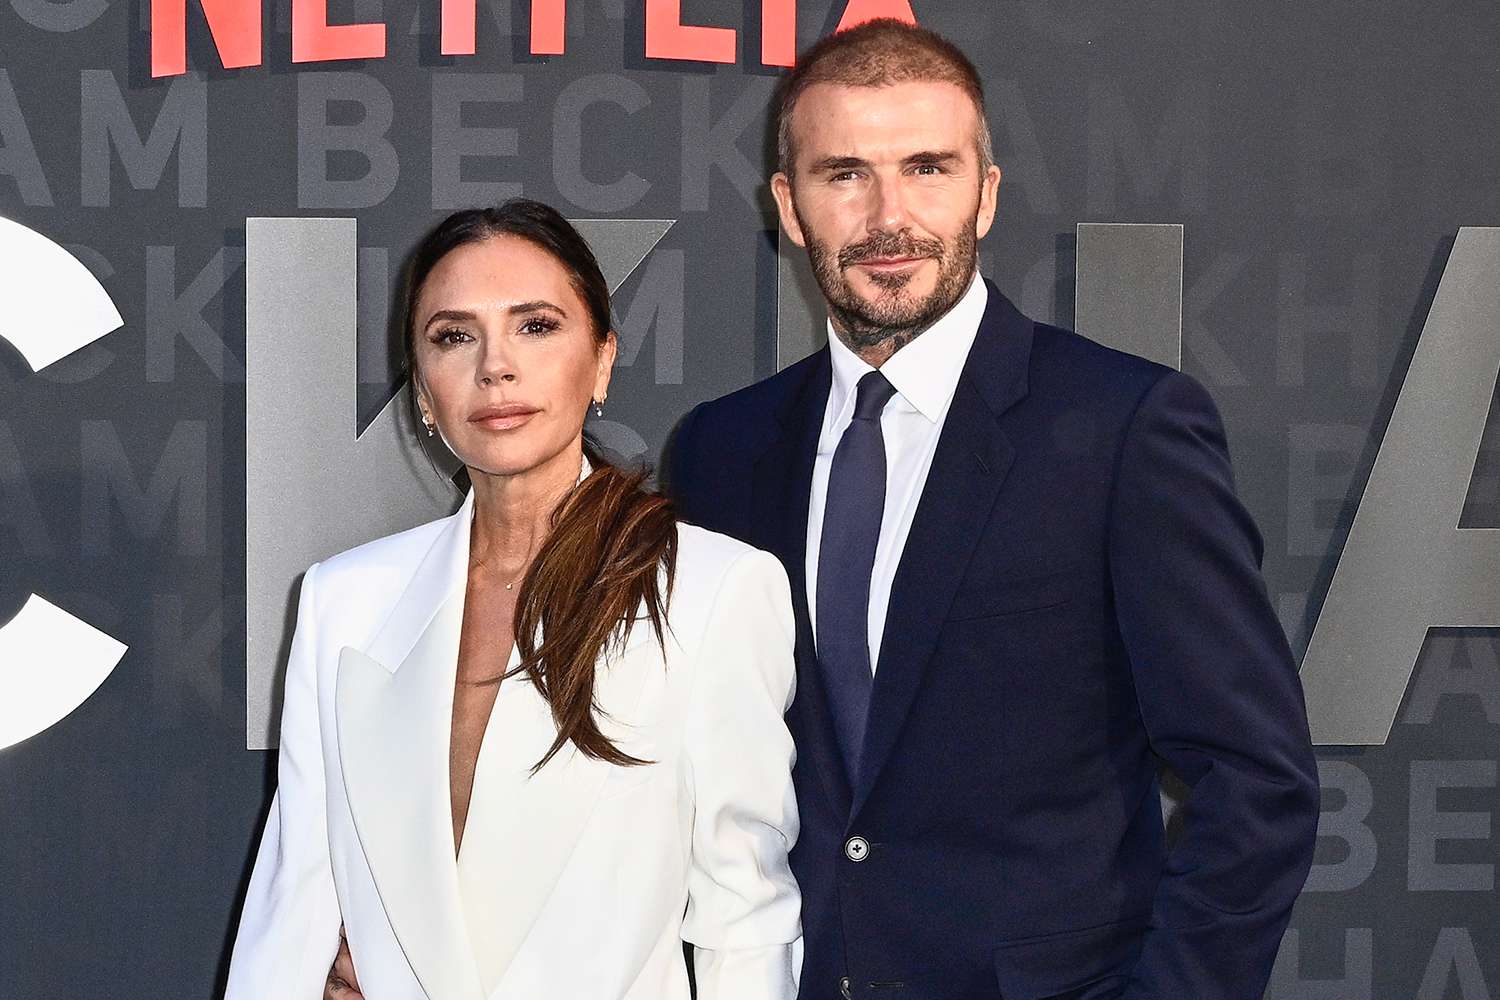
[801,215,979,353]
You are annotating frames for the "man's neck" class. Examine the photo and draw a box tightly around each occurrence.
[828,270,978,368]
[831,327,912,369]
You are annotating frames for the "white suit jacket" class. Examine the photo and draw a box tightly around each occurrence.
[225,487,802,1000]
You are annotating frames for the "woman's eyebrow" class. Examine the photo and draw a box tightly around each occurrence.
[508,300,567,317]
[422,301,568,330]
[422,308,477,330]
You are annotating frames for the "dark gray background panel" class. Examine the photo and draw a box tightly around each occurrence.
[1,1,1498,996]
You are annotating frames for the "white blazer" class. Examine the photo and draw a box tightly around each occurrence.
[225,486,802,1000]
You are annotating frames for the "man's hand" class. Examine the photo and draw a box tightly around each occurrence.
[323,925,363,999]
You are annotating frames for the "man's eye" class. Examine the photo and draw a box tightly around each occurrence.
[914,163,943,175]
[832,170,861,182]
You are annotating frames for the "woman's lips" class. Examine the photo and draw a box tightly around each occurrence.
[467,404,540,430]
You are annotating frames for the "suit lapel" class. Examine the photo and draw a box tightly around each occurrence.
[336,491,483,1000]
[338,609,487,1000]
[851,285,1034,818]
[459,617,658,995]
[750,349,854,819]
[364,489,475,673]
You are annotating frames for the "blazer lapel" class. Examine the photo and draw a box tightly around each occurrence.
[336,488,485,1000]
[336,475,661,997]
[852,285,1034,818]
[460,613,660,995]
[750,349,855,820]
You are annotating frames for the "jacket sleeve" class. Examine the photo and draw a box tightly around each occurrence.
[681,547,804,1000]
[224,561,343,998]
[1108,372,1320,1000]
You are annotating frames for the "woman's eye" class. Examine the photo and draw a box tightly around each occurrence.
[520,317,559,336]
[433,327,471,345]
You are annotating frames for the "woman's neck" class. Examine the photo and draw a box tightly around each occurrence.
[467,442,583,574]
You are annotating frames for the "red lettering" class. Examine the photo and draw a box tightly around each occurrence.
[148,0,920,76]
[440,0,475,55]
[834,0,916,32]
[151,0,261,78]
[762,0,795,67]
[292,0,386,63]
[645,0,736,64]
[531,0,565,55]
[441,0,563,57]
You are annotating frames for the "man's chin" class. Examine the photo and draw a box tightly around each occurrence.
[849,285,939,326]
[838,302,937,337]
[850,271,934,304]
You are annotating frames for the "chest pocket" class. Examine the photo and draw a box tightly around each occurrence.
[944,565,1079,622]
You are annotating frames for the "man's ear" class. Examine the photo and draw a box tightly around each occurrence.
[770,172,807,249]
[975,163,1002,240]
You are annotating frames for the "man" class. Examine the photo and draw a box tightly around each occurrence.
[669,19,1319,1000]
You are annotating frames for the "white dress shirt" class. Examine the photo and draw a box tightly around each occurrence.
[806,270,988,674]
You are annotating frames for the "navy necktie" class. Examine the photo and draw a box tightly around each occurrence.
[817,369,897,784]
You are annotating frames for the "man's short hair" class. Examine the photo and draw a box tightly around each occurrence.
[775,18,995,176]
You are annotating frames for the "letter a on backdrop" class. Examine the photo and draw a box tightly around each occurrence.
[1301,228,1500,744]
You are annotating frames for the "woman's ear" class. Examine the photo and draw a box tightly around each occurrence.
[414,374,434,424]
[595,331,618,400]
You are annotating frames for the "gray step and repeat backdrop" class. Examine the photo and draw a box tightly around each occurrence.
[2,0,1498,996]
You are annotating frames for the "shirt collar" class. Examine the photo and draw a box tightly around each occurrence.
[825,269,988,425]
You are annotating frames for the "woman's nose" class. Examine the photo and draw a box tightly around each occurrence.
[476,341,517,385]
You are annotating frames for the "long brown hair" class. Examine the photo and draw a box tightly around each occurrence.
[514,452,676,769]
[400,199,677,770]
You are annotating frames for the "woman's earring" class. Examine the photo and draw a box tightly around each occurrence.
[591,398,604,418]
[423,418,435,437]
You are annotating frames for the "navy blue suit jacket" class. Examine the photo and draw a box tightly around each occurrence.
[668,283,1319,1000]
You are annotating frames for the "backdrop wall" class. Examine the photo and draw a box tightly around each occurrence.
[1,1,1497,996]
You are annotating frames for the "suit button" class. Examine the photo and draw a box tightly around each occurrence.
[839,975,852,999]
[844,836,869,862]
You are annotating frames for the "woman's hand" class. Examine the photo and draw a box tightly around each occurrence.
[323,925,363,999]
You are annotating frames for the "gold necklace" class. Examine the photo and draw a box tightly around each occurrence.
[471,551,532,592]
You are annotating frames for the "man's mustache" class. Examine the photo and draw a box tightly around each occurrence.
[838,232,945,269]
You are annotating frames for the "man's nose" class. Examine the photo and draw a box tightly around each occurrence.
[868,174,910,232]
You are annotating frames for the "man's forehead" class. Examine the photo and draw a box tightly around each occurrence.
[797,79,975,116]
[791,80,980,156]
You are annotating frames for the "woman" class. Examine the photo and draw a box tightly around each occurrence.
[225,200,801,999]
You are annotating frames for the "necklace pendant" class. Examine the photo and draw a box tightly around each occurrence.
[505,581,514,590]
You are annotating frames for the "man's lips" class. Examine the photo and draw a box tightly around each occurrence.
[852,256,929,273]
[467,403,540,429]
